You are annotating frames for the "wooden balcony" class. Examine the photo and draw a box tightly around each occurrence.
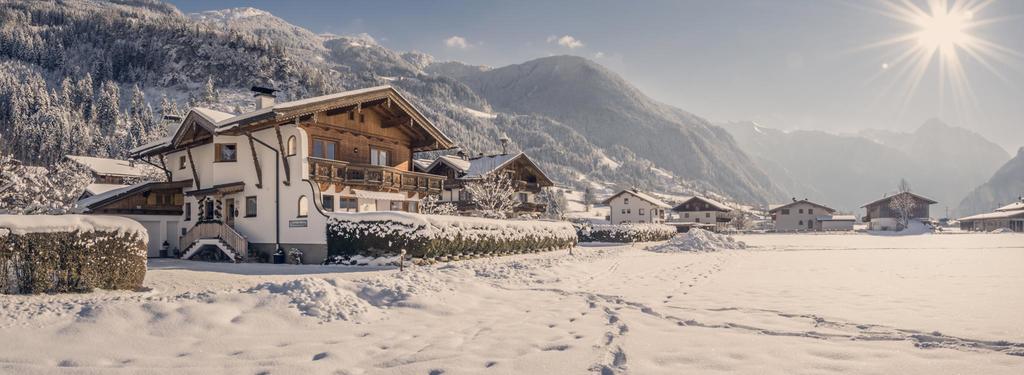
[309,157,444,193]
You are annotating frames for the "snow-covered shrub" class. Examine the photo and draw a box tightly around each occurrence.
[420,195,458,216]
[0,215,147,294]
[288,248,303,265]
[326,212,577,260]
[576,222,677,243]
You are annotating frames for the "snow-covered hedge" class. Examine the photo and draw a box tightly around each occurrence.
[576,223,678,243]
[0,215,147,294]
[326,212,577,260]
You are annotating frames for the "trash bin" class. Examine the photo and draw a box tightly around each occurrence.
[273,248,285,264]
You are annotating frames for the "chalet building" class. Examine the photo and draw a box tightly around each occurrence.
[117,85,453,263]
[861,192,937,231]
[768,199,853,231]
[77,181,192,257]
[671,196,733,230]
[603,189,670,225]
[417,152,554,214]
[66,155,157,199]
[958,198,1024,232]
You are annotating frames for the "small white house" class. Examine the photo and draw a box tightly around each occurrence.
[602,189,670,225]
[670,196,733,229]
[769,199,852,231]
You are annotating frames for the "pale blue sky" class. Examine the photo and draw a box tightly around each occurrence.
[169,0,1024,152]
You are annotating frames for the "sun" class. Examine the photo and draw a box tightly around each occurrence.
[914,7,972,50]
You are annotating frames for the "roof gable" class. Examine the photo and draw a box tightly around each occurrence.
[861,192,938,208]
[601,189,671,209]
[769,199,835,214]
[673,196,732,212]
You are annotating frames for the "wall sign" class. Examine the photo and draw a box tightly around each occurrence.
[288,220,308,228]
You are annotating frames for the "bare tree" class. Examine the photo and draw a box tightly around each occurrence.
[732,212,751,231]
[583,187,595,212]
[464,172,521,218]
[888,178,917,230]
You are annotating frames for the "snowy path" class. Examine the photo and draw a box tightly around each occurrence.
[1,233,1023,374]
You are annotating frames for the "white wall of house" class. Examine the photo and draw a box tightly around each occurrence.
[773,202,829,231]
[606,194,666,224]
[674,210,724,225]
[122,214,181,257]
[868,218,899,231]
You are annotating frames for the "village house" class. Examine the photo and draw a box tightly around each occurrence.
[861,192,937,231]
[66,155,157,199]
[602,188,670,225]
[768,198,854,232]
[415,151,554,214]
[93,85,456,263]
[670,196,734,230]
[958,197,1024,232]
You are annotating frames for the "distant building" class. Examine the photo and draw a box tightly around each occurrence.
[603,188,670,225]
[66,155,158,199]
[418,152,555,214]
[769,199,852,231]
[958,198,1024,232]
[671,196,733,230]
[861,192,937,231]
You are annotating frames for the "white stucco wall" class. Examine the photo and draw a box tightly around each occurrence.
[606,193,666,225]
[773,202,829,231]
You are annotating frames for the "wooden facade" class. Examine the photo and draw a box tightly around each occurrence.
[862,192,935,221]
[82,181,193,216]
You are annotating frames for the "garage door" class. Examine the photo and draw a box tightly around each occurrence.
[138,221,162,257]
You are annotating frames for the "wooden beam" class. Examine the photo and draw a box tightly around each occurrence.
[274,121,292,186]
[246,132,263,189]
[186,145,200,189]
[381,116,412,129]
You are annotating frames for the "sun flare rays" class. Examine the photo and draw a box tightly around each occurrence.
[859,0,1020,122]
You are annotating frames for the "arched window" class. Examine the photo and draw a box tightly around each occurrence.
[297,196,308,217]
[286,136,297,156]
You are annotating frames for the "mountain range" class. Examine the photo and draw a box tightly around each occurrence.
[0,1,1013,212]
[721,119,1010,214]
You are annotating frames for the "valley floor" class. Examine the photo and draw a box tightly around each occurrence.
[2,233,1023,374]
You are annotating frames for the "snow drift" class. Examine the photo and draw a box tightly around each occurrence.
[647,228,747,252]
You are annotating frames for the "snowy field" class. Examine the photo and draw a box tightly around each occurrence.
[2,232,1023,374]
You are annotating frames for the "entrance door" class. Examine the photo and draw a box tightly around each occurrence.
[225,198,236,227]
[807,220,814,230]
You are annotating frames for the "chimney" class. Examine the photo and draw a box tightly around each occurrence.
[251,86,278,110]
[792,197,796,202]
[499,133,511,155]
[456,149,467,160]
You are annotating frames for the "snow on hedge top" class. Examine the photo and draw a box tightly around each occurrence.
[0,215,148,241]
[328,211,576,241]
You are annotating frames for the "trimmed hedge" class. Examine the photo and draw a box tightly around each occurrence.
[0,215,148,294]
[576,223,678,243]
[327,212,578,260]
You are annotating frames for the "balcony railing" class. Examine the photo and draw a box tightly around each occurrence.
[309,157,444,193]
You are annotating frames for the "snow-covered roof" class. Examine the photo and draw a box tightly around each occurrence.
[136,85,455,157]
[66,155,154,177]
[601,189,672,209]
[428,155,472,173]
[995,200,1024,212]
[959,210,1024,221]
[817,215,856,221]
[76,182,147,211]
[214,85,393,130]
[412,158,434,171]
[85,183,130,196]
[861,192,937,208]
[192,107,235,123]
[463,153,520,179]
[769,199,835,214]
[674,196,732,212]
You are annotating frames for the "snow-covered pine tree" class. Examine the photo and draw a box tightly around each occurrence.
[45,159,93,213]
[93,80,120,138]
[583,187,595,212]
[465,172,521,218]
[202,76,218,104]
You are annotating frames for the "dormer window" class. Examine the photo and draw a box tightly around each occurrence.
[215,143,237,162]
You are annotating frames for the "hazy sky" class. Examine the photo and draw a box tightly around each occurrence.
[169,0,1024,152]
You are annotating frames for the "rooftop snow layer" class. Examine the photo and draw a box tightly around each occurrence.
[66,155,154,177]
